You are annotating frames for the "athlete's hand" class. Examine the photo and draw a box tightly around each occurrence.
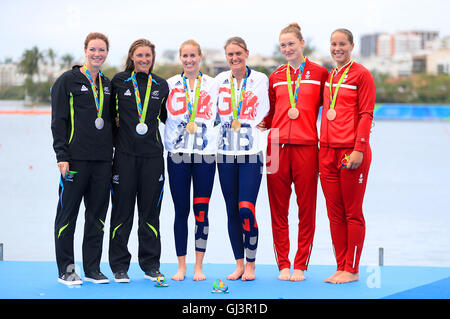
[115,117,120,127]
[347,151,363,170]
[256,120,267,131]
[57,161,69,178]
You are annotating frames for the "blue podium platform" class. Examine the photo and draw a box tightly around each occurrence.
[1,261,449,300]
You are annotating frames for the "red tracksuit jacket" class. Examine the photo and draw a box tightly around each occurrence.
[265,58,328,145]
[319,61,375,151]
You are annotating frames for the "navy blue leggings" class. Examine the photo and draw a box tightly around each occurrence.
[167,153,216,257]
[217,152,263,262]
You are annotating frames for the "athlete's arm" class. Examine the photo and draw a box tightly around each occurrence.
[51,74,71,163]
[354,69,375,153]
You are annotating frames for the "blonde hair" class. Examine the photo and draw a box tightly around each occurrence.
[124,38,156,72]
[224,37,248,52]
[179,39,202,56]
[280,23,303,41]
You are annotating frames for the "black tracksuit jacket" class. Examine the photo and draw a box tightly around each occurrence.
[51,65,114,162]
[110,71,168,157]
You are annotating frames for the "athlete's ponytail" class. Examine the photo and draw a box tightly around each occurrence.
[280,23,303,41]
[124,38,156,73]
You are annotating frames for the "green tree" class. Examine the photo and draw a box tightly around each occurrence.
[46,48,57,66]
[61,53,75,69]
[19,46,43,80]
[153,63,183,79]
[102,66,119,80]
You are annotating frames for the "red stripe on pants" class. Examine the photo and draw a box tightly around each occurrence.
[239,201,257,228]
[319,145,372,273]
[195,211,206,222]
[193,197,210,205]
[267,144,318,271]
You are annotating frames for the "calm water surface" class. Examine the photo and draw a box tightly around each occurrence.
[1,106,449,268]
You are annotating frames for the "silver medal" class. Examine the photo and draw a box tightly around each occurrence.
[95,117,104,130]
[136,122,148,135]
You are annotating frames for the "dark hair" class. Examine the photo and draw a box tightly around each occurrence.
[84,32,109,51]
[280,23,303,41]
[332,28,354,44]
[224,36,248,52]
[124,39,156,72]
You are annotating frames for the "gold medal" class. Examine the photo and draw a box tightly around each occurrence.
[231,119,241,132]
[327,109,337,121]
[288,108,299,120]
[186,121,197,134]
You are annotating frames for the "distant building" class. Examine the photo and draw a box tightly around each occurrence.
[413,49,450,75]
[411,30,439,49]
[247,54,278,71]
[377,32,421,57]
[360,33,380,57]
[361,54,414,77]
[361,30,441,58]
[377,34,394,57]
[0,62,26,86]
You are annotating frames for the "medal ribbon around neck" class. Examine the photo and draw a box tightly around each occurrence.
[329,60,354,111]
[83,65,104,118]
[182,72,202,123]
[286,57,306,109]
[230,69,248,121]
[131,71,153,123]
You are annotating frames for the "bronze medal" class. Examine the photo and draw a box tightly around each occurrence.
[186,121,197,134]
[288,108,299,120]
[231,119,241,132]
[327,109,337,121]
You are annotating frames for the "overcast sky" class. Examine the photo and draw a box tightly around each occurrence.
[1,0,448,66]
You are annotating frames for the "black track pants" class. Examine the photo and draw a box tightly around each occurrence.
[54,160,111,276]
[109,150,164,273]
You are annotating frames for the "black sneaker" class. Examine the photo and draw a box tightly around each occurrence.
[114,270,130,283]
[84,271,109,284]
[58,272,82,286]
[144,269,165,281]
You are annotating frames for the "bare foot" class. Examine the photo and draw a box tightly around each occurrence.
[193,251,206,281]
[334,271,359,284]
[172,256,186,281]
[172,268,186,281]
[193,264,206,281]
[227,259,245,280]
[290,269,305,281]
[278,268,291,281]
[324,270,343,283]
[242,262,255,281]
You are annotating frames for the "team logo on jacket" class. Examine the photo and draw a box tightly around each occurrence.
[217,87,259,120]
[124,89,132,96]
[151,90,160,99]
[167,88,213,120]
[305,71,311,79]
[81,85,88,92]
